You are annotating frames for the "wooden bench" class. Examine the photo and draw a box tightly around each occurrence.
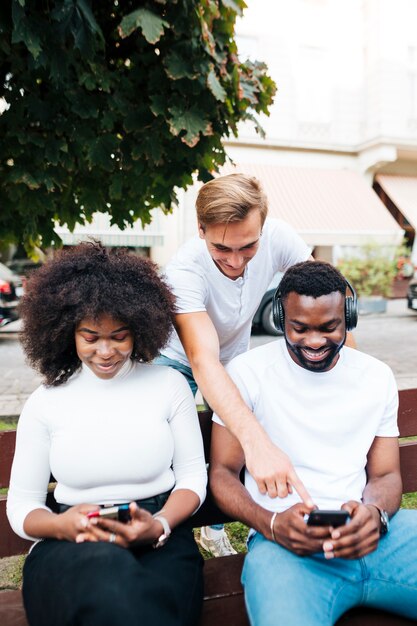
[1,388,417,625]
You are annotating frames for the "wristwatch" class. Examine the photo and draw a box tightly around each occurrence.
[152,515,171,549]
[372,505,390,535]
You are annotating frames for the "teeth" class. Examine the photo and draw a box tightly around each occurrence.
[302,348,328,358]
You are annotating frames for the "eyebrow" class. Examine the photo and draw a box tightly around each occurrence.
[77,326,129,334]
[213,238,260,250]
[289,318,341,328]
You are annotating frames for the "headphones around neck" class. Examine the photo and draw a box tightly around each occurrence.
[272,279,358,334]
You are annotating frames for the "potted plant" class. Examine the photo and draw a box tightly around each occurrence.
[337,243,397,314]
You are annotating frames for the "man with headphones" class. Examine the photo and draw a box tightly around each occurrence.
[209,261,417,625]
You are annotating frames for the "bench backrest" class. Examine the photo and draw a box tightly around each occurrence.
[1,388,417,558]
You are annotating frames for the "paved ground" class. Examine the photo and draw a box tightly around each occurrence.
[1,299,417,418]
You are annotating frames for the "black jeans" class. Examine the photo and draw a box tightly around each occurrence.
[22,494,203,626]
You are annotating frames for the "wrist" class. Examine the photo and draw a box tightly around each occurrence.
[365,503,389,535]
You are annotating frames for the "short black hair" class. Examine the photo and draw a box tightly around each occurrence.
[19,241,176,386]
[279,261,347,301]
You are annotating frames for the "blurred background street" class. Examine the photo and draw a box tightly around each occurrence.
[1,299,417,419]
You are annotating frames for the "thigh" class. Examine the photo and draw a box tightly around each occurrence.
[242,533,362,626]
[365,510,417,619]
[23,528,203,626]
[133,524,204,625]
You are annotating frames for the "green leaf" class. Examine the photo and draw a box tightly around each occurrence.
[118,8,168,44]
[87,135,119,171]
[220,0,245,15]
[164,52,197,79]
[207,68,227,102]
[109,175,123,200]
[11,3,42,59]
[168,105,210,148]
[76,0,104,41]
[149,94,166,117]
[10,170,40,190]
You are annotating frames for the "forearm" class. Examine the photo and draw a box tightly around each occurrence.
[210,466,272,539]
[23,508,61,539]
[362,473,402,517]
[158,489,200,529]
[191,354,267,445]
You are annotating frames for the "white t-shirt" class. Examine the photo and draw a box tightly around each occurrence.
[162,218,311,367]
[7,361,207,541]
[213,341,399,513]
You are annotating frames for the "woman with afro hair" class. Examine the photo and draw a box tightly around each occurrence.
[7,241,207,626]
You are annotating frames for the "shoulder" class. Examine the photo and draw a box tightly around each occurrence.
[166,237,207,274]
[341,346,395,382]
[227,340,283,380]
[164,238,209,293]
[133,362,192,392]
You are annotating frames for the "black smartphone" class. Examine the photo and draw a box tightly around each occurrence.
[307,509,350,527]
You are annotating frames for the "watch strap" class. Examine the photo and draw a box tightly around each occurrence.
[369,504,389,535]
[152,514,171,549]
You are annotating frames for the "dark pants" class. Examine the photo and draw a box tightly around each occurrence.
[22,498,203,626]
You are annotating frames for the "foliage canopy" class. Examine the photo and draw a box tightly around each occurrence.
[0,0,276,250]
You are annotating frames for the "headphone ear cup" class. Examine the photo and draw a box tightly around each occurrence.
[345,296,358,331]
[272,290,285,333]
[344,278,358,331]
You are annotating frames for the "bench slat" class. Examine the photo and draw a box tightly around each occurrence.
[399,441,417,494]
[398,389,417,438]
[0,499,32,559]
[0,432,17,489]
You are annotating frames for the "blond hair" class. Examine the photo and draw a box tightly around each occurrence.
[196,173,268,229]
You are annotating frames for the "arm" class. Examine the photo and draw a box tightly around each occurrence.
[210,423,327,554]
[323,436,401,560]
[7,391,99,542]
[176,311,312,505]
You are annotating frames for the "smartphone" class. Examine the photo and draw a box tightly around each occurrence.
[307,509,350,527]
[87,504,131,522]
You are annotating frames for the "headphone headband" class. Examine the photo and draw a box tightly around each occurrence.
[272,280,358,333]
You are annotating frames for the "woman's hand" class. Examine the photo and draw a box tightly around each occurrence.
[87,502,163,548]
[43,504,99,543]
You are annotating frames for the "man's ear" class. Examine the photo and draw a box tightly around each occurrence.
[198,223,206,239]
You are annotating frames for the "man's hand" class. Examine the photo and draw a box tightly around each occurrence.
[272,504,330,555]
[322,501,380,560]
[243,429,314,506]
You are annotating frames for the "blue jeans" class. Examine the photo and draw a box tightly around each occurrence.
[154,355,223,532]
[154,355,198,397]
[242,510,417,626]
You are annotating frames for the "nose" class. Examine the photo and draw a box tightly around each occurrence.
[305,331,326,350]
[96,340,115,358]
[227,252,244,269]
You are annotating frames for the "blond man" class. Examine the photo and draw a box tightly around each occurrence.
[156,173,314,555]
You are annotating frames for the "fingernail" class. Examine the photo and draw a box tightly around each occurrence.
[324,552,334,560]
[76,535,85,543]
[332,531,340,539]
[323,541,333,551]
